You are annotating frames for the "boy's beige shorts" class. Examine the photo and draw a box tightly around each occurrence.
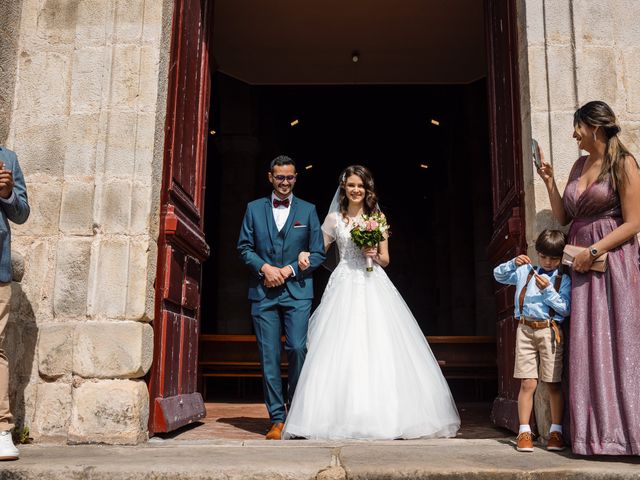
[513,322,563,383]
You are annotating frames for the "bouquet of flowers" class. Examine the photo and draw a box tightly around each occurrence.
[350,212,390,272]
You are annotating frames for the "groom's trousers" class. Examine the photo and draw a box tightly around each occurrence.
[251,288,311,423]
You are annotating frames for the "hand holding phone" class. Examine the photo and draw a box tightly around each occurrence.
[532,139,541,169]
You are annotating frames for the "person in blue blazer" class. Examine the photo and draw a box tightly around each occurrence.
[237,155,325,440]
[0,146,29,460]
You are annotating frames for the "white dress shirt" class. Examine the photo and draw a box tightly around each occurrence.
[270,192,296,277]
[271,192,292,231]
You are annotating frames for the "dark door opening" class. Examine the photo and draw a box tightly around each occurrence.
[197,0,504,406]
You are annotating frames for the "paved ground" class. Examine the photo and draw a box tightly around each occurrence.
[164,402,510,441]
[1,402,639,479]
[2,438,640,479]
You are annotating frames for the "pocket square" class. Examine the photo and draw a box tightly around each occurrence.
[293,221,307,228]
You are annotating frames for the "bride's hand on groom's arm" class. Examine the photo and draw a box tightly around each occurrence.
[298,252,311,271]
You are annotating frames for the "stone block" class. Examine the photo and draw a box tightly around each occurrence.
[130,184,151,234]
[53,237,92,317]
[125,238,152,320]
[11,182,62,237]
[73,321,153,379]
[104,112,137,178]
[523,0,544,47]
[32,382,72,440]
[69,379,149,444]
[133,114,158,185]
[70,47,107,114]
[142,0,165,45]
[621,48,640,115]
[575,46,618,106]
[97,180,132,234]
[36,0,81,45]
[11,250,25,282]
[612,0,640,47]
[114,0,144,43]
[546,45,577,110]
[542,0,572,46]
[14,51,71,117]
[75,0,110,46]
[59,181,95,235]
[10,115,66,182]
[573,0,616,47]
[549,111,581,182]
[38,323,74,378]
[64,113,100,178]
[620,121,640,155]
[87,238,129,318]
[526,46,548,111]
[109,45,141,108]
[138,47,161,112]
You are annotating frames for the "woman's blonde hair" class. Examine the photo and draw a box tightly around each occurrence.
[574,101,637,191]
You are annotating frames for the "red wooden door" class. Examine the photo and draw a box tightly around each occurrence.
[148,0,214,434]
[484,0,527,432]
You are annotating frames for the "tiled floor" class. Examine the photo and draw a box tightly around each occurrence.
[159,402,512,441]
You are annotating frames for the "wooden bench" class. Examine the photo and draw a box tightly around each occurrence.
[199,334,496,398]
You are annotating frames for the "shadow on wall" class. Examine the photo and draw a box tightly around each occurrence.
[6,251,37,437]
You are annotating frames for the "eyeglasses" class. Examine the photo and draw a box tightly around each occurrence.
[273,175,297,183]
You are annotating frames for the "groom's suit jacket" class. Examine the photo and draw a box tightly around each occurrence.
[238,195,325,301]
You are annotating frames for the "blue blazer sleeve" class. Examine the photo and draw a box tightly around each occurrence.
[237,205,266,277]
[0,151,29,225]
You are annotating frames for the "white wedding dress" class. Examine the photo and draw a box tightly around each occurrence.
[282,212,460,440]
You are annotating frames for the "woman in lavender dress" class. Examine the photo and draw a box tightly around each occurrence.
[536,101,640,455]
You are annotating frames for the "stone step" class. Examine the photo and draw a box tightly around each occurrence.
[2,439,639,479]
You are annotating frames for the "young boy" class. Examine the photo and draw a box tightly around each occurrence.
[493,229,571,452]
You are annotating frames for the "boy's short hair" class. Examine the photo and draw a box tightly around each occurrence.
[535,229,567,257]
[270,155,296,171]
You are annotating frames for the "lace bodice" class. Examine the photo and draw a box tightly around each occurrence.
[323,212,368,270]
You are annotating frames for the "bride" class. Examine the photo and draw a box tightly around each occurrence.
[282,165,460,440]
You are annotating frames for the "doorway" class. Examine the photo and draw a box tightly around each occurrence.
[150,0,526,437]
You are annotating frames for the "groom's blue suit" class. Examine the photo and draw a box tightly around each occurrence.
[238,195,325,423]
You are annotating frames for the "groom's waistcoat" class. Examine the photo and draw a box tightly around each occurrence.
[238,195,325,302]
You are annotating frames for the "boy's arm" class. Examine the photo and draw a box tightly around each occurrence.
[290,206,326,278]
[541,274,571,320]
[493,259,519,285]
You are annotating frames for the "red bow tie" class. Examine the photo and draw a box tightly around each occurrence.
[273,198,290,208]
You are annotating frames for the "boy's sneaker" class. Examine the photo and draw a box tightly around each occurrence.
[0,431,19,460]
[516,431,534,452]
[547,431,565,451]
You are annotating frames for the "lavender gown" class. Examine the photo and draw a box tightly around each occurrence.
[563,156,640,455]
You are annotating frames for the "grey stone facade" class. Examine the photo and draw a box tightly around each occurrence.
[0,0,638,444]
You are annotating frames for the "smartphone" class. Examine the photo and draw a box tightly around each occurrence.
[531,139,541,169]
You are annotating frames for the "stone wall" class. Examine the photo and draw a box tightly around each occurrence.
[3,0,174,444]
[518,0,640,438]
[519,0,640,250]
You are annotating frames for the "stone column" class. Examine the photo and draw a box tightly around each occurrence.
[5,0,174,444]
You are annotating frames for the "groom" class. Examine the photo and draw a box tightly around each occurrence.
[237,155,325,440]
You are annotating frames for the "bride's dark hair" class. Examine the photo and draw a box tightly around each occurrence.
[338,165,380,218]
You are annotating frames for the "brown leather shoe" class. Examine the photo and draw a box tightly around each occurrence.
[516,431,534,452]
[266,422,285,440]
[547,431,565,451]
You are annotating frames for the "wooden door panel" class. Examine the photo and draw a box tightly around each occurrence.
[485,0,526,433]
[149,0,213,434]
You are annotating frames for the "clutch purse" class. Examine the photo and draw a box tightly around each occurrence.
[562,244,608,273]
